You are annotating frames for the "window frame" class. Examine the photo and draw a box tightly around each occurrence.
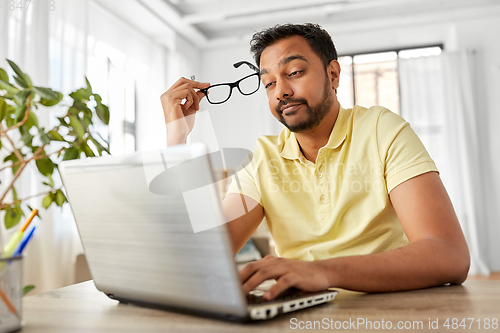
[338,44,444,115]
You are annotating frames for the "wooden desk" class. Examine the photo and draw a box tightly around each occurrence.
[22,281,500,332]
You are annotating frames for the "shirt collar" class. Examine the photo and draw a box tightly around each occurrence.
[280,105,348,161]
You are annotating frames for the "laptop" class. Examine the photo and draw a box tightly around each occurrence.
[59,142,338,321]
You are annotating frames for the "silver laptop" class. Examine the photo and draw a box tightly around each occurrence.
[59,143,338,321]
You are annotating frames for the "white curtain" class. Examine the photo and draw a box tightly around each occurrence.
[0,0,89,294]
[399,51,490,276]
[1,0,174,294]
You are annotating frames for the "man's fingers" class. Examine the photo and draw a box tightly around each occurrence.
[239,256,278,283]
[241,264,287,294]
[196,90,207,106]
[186,84,201,111]
[169,77,210,91]
[164,89,191,120]
[175,83,202,112]
[163,79,209,114]
[263,274,297,300]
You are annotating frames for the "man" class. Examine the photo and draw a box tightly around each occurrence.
[160,23,470,301]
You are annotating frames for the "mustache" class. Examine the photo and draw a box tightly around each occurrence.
[276,98,308,113]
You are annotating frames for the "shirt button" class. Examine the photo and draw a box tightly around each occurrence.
[317,173,323,178]
[319,151,323,155]
[320,195,326,202]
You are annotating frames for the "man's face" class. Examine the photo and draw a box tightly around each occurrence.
[259,36,340,133]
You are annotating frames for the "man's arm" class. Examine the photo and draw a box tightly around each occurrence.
[222,193,265,255]
[239,171,470,300]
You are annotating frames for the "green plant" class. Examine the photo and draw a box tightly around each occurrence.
[0,59,110,229]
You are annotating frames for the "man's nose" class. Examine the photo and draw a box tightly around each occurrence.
[275,79,293,100]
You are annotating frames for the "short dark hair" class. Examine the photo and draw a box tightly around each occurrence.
[250,23,338,68]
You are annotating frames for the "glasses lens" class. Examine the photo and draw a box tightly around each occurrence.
[206,85,231,104]
[238,74,260,95]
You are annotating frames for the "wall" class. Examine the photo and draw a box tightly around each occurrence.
[197,10,500,270]
[453,15,500,271]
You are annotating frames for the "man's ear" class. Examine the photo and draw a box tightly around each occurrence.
[327,60,341,91]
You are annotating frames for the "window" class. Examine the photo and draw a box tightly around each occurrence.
[87,39,139,155]
[337,46,442,115]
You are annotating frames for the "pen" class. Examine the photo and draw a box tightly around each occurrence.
[2,208,38,258]
[0,285,18,317]
[12,226,36,256]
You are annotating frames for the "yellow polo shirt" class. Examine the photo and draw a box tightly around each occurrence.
[227,105,438,261]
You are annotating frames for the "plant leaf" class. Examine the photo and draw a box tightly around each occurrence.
[70,87,92,102]
[7,59,33,88]
[35,157,55,177]
[6,60,32,88]
[23,285,35,296]
[33,86,60,101]
[4,153,21,174]
[42,194,53,209]
[21,131,34,147]
[69,116,85,139]
[14,103,27,119]
[57,117,69,127]
[0,68,8,82]
[41,133,51,145]
[96,103,110,125]
[22,73,33,88]
[47,174,55,187]
[6,114,14,127]
[93,94,102,104]
[63,147,79,160]
[85,77,93,95]
[55,189,67,206]
[14,89,31,105]
[39,91,63,106]
[0,79,20,95]
[14,75,29,89]
[48,130,65,141]
[83,113,93,128]
[25,111,39,130]
[5,205,24,229]
[0,98,7,121]
[38,127,49,142]
[81,141,95,157]
[7,60,24,78]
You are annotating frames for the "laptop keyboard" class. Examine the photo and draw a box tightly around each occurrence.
[246,287,308,304]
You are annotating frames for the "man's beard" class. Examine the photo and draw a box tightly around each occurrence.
[275,76,333,133]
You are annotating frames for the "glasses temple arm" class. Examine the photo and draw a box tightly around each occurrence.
[233,61,259,73]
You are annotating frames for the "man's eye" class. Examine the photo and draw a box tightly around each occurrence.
[290,70,302,76]
[264,82,274,89]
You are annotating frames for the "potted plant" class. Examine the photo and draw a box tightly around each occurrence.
[0,59,110,231]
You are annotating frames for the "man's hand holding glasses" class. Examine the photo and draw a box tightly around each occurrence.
[161,77,210,146]
[161,61,260,146]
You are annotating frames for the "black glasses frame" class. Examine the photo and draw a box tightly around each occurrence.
[200,61,260,105]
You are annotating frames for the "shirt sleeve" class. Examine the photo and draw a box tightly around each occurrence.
[226,146,262,204]
[376,108,439,193]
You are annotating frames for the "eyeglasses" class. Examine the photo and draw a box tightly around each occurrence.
[200,61,260,104]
